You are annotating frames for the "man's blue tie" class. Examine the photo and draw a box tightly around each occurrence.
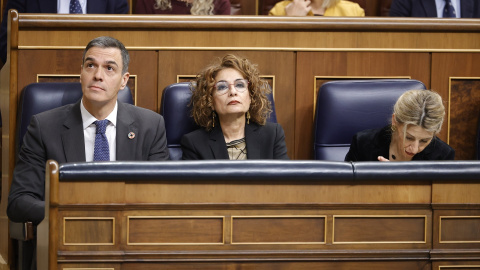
[443,0,456,18]
[69,0,83,14]
[93,120,110,161]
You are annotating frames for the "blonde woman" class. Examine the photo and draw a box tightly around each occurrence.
[345,90,455,162]
[136,0,230,15]
[269,0,364,16]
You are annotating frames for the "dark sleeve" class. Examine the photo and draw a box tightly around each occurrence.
[273,123,289,160]
[7,115,46,225]
[180,134,201,160]
[344,134,359,162]
[389,0,411,17]
[113,0,129,14]
[0,0,26,63]
[214,0,231,15]
[438,139,455,160]
[147,114,170,160]
[444,148,455,160]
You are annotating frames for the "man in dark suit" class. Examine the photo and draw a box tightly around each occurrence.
[7,36,169,270]
[389,0,480,18]
[7,35,169,225]
[0,0,129,68]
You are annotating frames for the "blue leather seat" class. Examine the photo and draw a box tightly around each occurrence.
[313,79,426,161]
[12,82,133,270]
[17,82,133,149]
[160,82,277,160]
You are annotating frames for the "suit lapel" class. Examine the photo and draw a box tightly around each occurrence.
[61,102,86,162]
[245,123,261,159]
[208,126,229,159]
[116,102,137,161]
[423,0,438,17]
[86,0,106,13]
[461,0,474,17]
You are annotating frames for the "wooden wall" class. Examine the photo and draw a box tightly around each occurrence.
[1,12,480,269]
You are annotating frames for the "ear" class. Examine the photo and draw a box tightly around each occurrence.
[120,72,130,90]
[391,114,396,125]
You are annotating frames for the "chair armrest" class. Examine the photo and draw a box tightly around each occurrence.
[9,221,34,241]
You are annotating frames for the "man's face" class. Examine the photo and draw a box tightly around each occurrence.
[80,46,129,110]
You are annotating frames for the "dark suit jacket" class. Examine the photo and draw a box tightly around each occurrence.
[7,101,169,224]
[0,0,129,64]
[344,126,455,162]
[181,122,289,160]
[389,0,480,18]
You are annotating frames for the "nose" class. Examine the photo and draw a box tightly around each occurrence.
[408,141,419,153]
[93,67,103,81]
[228,84,238,95]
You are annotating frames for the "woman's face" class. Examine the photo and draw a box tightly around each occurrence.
[212,68,251,120]
[394,122,434,159]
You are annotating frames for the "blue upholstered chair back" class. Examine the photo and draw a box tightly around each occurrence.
[313,79,426,161]
[17,82,133,149]
[160,82,277,160]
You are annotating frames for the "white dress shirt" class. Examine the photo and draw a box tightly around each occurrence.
[81,100,118,162]
[435,0,461,18]
[57,0,87,14]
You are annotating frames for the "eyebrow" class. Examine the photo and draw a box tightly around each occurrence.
[406,132,433,141]
[84,57,119,67]
[217,78,245,83]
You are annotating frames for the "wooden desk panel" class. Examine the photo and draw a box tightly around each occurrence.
[41,161,480,269]
[2,14,480,269]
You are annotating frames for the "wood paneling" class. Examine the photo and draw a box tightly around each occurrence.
[231,216,325,243]
[333,216,426,243]
[64,218,115,245]
[128,217,224,244]
[431,53,480,160]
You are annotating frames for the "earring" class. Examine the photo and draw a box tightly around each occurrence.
[212,111,216,128]
[391,125,396,132]
[246,111,250,124]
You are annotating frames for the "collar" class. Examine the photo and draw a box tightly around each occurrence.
[80,100,118,129]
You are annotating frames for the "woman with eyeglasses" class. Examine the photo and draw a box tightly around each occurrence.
[180,54,289,160]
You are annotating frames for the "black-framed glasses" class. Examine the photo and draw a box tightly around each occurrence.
[214,79,249,95]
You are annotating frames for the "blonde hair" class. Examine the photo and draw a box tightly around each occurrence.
[190,54,272,130]
[393,90,445,135]
[154,0,214,15]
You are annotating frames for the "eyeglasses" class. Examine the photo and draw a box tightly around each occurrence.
[214,79,249,95]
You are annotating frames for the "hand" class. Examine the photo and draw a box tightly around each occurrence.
[377,156,390,162]
[285,0,312,16]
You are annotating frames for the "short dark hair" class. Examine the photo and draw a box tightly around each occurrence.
[82,36,130,74]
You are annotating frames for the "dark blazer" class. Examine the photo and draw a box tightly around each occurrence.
[181,122,289,160]
[0,0,129,64]
[345,126,455,162]
[7,101,169,224]
[389,0,480,18]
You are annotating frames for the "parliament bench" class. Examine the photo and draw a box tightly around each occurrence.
[37,160,480,270]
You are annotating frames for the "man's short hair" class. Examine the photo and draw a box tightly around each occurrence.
[82,36,130,74]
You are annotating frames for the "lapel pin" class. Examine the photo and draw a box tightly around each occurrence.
[128,132,135,139]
